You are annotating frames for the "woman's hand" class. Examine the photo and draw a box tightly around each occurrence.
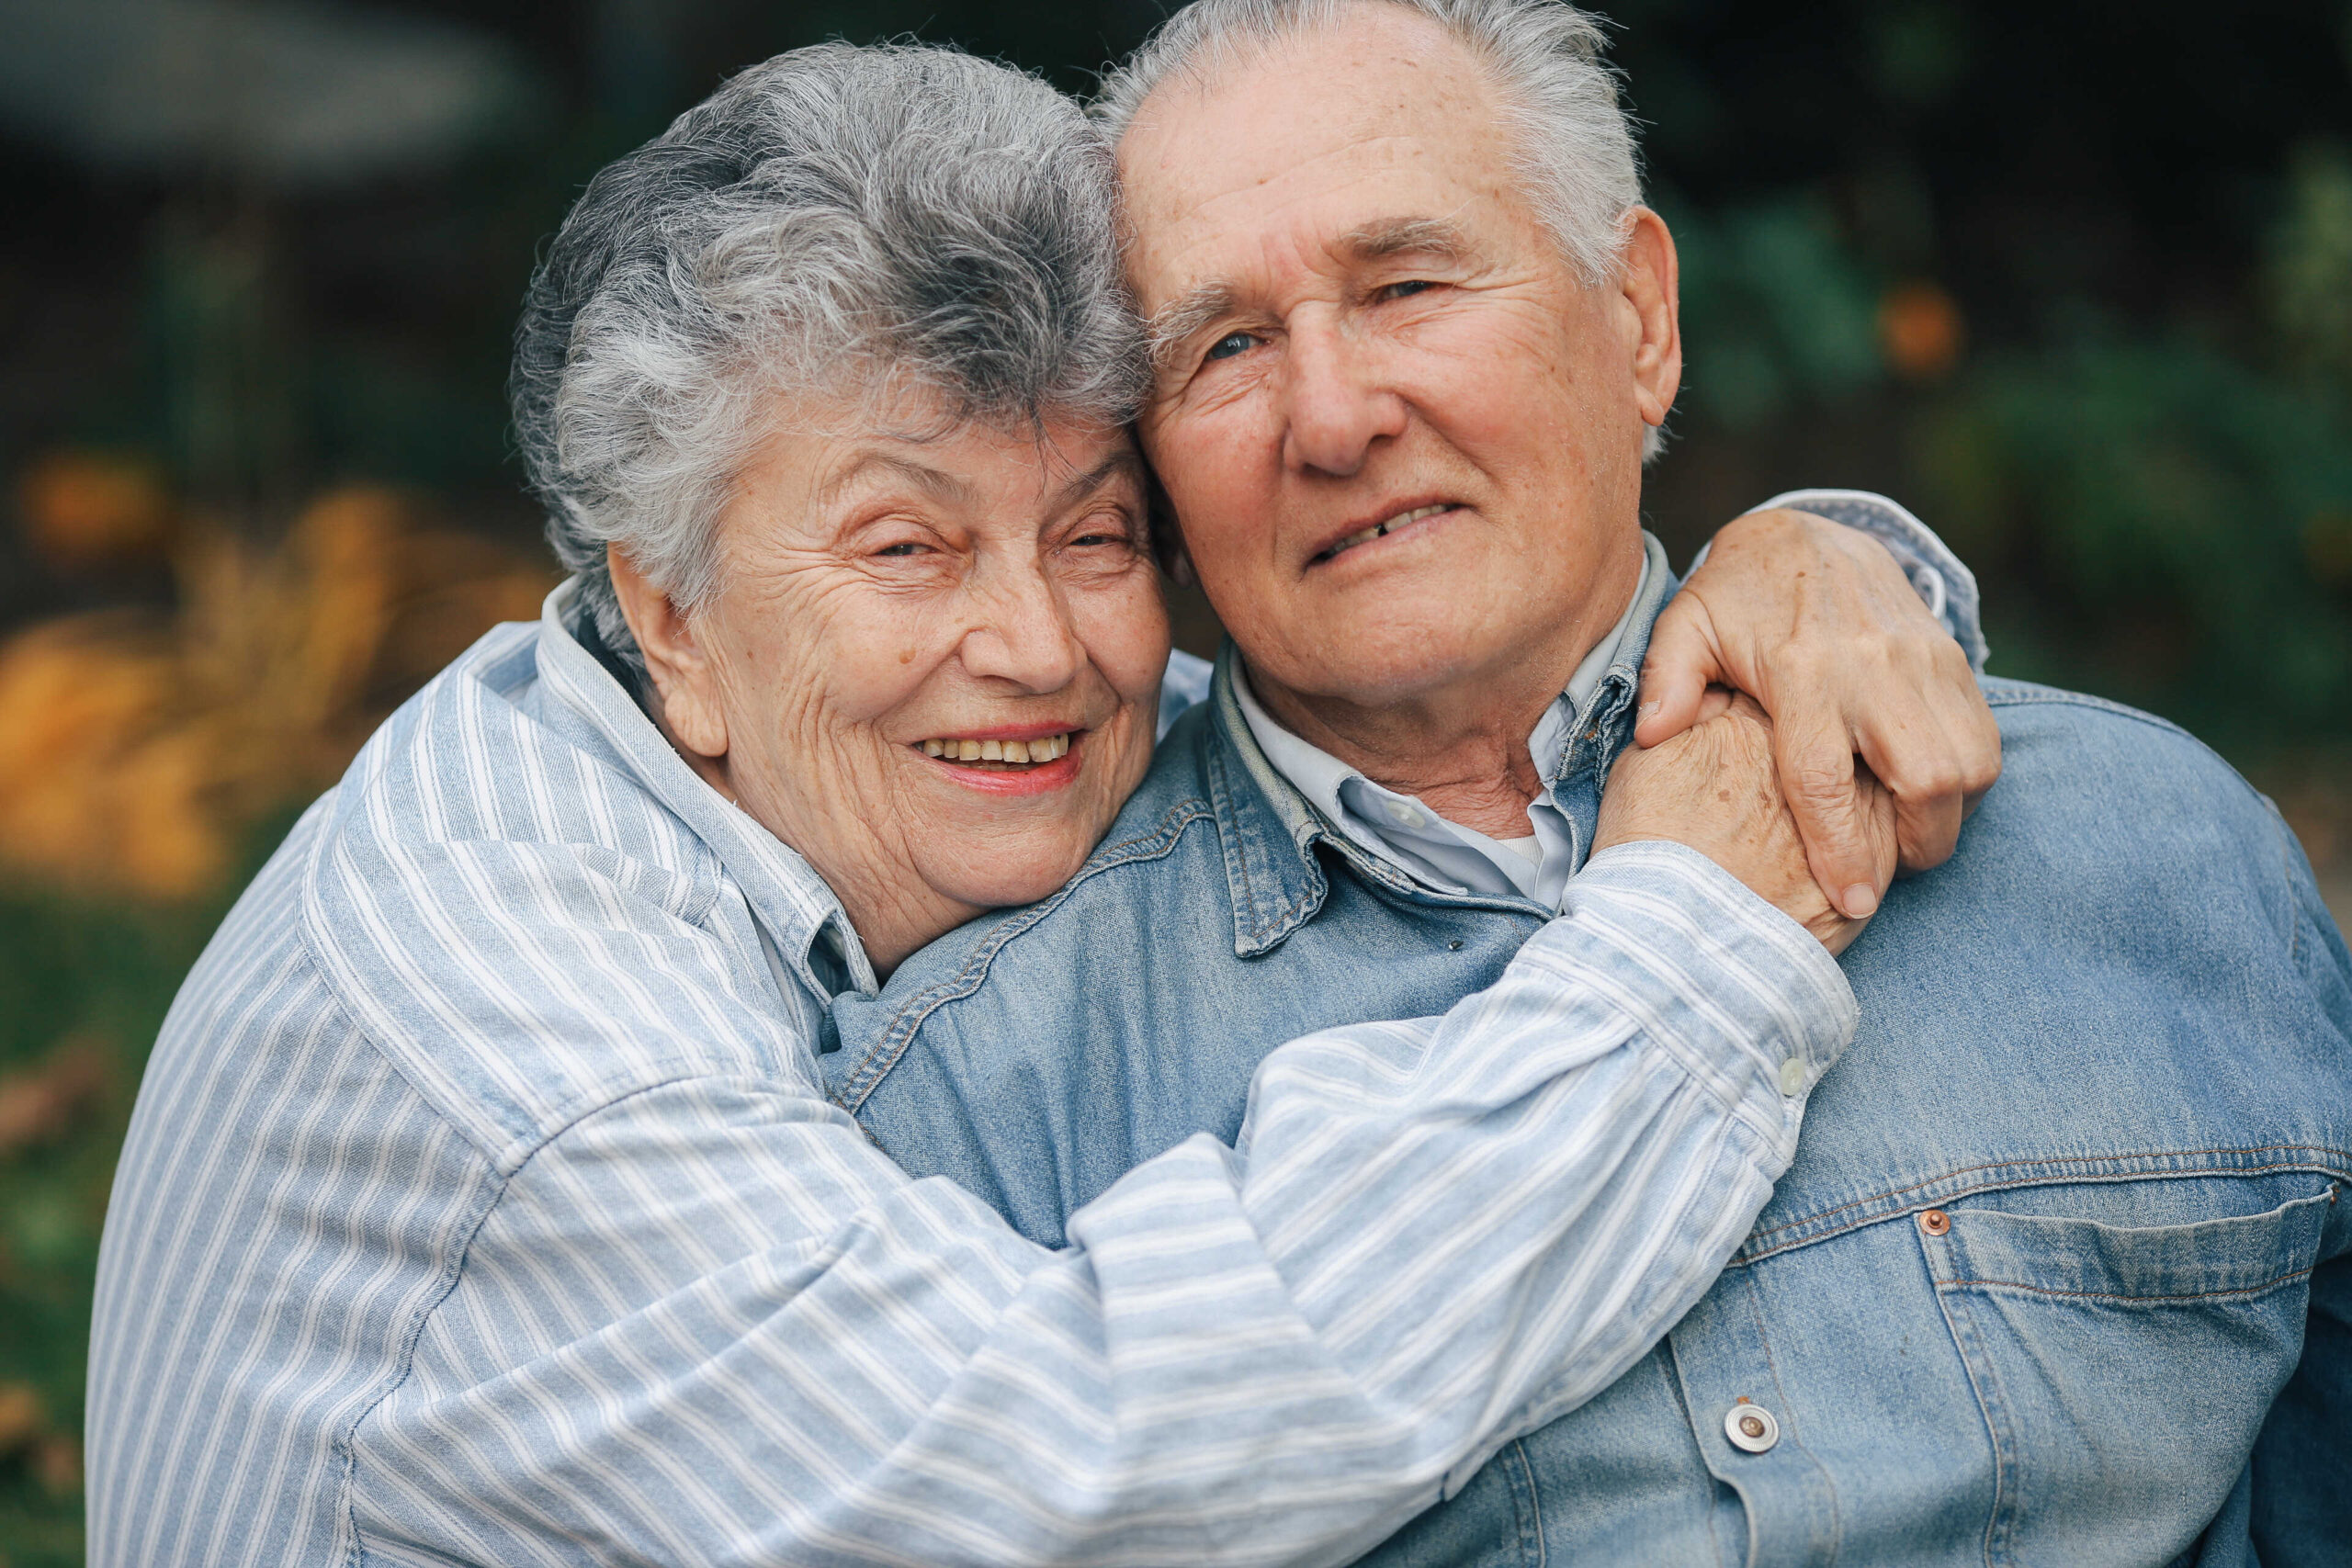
[1635,507,2001,921]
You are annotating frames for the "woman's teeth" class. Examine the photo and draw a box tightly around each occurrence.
[1326,503,1451,558]
[921,733,1072,765]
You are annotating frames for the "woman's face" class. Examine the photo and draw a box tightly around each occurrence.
[618,404,1170,973]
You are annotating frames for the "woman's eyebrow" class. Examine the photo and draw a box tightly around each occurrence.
[820,451,969,506]
[1047,449,1147,513]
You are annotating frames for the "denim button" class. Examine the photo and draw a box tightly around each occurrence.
[1777,1057,1807,1096]
[1918,1208,1951,1236]
[1724,1401,1780,1454]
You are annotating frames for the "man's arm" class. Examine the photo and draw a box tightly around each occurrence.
[349,728,1864,1567]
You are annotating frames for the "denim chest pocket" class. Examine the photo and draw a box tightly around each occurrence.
[1920,1179,2339,1567]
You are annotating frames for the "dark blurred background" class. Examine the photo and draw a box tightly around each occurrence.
[0,1,2347,1558]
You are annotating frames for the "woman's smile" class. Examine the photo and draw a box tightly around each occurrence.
[915,727,1085,794]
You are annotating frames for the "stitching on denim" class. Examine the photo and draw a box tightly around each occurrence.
[1739,1267,1840,1562]
[1936,1264,2317,1304]
[1510,1438,1547,1568]
[829,797,1216,1111]
[1203,733,1267,943]
[1921,1253,2013,1568]
[1736,1146,2352,1263]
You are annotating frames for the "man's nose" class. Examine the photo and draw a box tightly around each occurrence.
[1279,313,1408,478]
[955,557,1086,694]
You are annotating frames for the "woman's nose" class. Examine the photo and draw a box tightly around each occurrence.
[956,562,1085,693]
[1279,313,1408,478]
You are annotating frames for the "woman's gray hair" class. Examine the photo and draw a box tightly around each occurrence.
[1096,0,1642,288]
[513,43,1147,668]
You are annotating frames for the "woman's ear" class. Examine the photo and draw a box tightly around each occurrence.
[605,545,729,761]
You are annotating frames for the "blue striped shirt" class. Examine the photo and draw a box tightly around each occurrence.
[87,582,1858,1566]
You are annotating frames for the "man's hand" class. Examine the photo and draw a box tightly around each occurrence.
[1598,691,1895,954]
[1635,508,2000,921]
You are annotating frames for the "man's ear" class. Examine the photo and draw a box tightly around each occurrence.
[605,544,729,762]
[1618,206,1683,434]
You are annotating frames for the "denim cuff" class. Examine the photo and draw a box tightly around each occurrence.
[1545,840,1860,1152]
[1690,488,1990,672]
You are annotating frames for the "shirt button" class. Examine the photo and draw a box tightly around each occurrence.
[1918,1208,1951,1236]
[1384,800,1425,829]
[1724,1401,1781,1454]
[1777,1057,1807,1097]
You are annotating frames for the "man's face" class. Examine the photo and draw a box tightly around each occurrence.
[1120,3,1677,719]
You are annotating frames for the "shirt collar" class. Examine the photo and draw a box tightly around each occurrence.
[532,578,879,1002]
[1230,534,1669,904]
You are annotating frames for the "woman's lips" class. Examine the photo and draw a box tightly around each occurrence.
[918,731,1071,765]
[914,730,1084,796]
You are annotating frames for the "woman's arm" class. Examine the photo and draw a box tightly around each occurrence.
[1641,491,2003,919]
[348,711,1867,1568]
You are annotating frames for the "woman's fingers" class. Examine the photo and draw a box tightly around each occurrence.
[1633,592,1723,749]
[1854,642,2001,873]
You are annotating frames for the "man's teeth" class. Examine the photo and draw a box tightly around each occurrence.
[1329,504,1450,556]
[921,733,1072,763]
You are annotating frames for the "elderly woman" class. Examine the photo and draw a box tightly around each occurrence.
[89,42,1989,1568]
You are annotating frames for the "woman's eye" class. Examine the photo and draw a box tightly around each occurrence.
[1067,521,1135,549]
[872,541,931,558]
[1204,331,1258,362]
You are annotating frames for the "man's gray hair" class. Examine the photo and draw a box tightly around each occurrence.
[513,43,1146,668]
[1095,0,1642,289]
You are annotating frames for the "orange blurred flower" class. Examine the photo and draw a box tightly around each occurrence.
[1879,281,1965,381]
[17,452,175,569]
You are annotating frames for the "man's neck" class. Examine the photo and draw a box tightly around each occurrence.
[1245,551,1647,840]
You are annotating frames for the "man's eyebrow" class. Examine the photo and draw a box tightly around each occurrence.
[1146,282,1242,381]
[1339,216,1476,264]
[1143,219,1481,382]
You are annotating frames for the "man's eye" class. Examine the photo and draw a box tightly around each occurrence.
[873,541,930,558]
[1204,331,1258,362]
[1378,279,1438,301]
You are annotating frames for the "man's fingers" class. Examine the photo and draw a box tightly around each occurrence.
[1773,714,1885,920]
[1634,594,1724,749]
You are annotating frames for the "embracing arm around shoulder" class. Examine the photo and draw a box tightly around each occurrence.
[1642,490,2002,920]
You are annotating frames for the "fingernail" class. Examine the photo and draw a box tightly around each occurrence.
[1841,884,1879,919]
[1636,700,1659,722]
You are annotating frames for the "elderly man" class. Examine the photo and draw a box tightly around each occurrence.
[836,2,2352,1563]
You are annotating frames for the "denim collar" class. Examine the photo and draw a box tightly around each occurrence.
[1202,559,1676,957]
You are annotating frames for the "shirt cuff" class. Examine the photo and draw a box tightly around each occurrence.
[1535,840,1860,1154]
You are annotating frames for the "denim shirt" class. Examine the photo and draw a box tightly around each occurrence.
[827,613,2352,1566]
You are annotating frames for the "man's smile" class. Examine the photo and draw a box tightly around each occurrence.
[1307,502,1463,567]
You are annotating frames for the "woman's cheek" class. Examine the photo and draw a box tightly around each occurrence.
[1078,565,1173,709]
